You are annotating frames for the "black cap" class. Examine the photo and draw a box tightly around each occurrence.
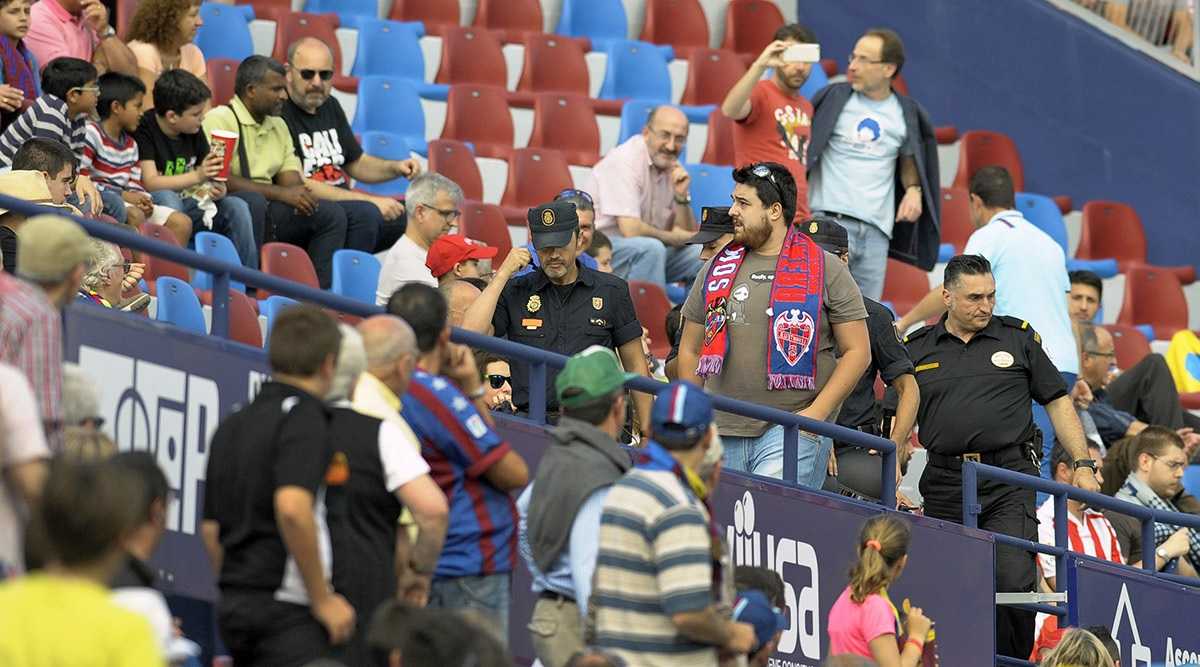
[800,216,848,254]
[687,206,735,246]
[528,200,579,250]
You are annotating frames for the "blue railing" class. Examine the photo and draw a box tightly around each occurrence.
[12,196,898,502]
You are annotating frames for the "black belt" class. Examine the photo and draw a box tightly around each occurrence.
[538,590,575,604]
[926,443,1029,470]
[818,210,868,225]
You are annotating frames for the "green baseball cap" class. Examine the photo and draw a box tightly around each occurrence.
[556,345,637,408]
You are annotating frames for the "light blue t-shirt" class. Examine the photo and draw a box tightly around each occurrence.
[809,92,907,237]
[963,210,1079,375]
[516,482,608,619]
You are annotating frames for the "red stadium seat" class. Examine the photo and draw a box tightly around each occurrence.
[721,0,785,60]
[500,148,573,226]
[435,26,507,88]
[388,0,460,36]
[260,242,319,300]
[680,49,746,106]
[138,223,189,295]
[515,34,622,114]
[440,85,515,159]
[270,13,358,93]
[939,187,974,254]
[459,202,514,259]
[240,0,290,23]
[206,58,238,107]
[629,281,673,358]
[1102,324,1152,370]
[1078,201,1196,284]
[882,258,930,317]
[1116,265,1189,340]
[952,129,1025,193]
[527,93,601,166]
[427,139,484,201]
[700,107,735,166]
[891,73,910,96]
[640,0,710,60]
[199,289,263,348]
[473,0,543,44]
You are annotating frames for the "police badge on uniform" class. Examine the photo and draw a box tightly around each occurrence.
[527,295,542,312]
[592,296,603,310]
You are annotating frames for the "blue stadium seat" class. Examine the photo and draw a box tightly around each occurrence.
[350,19,449,100]
[155,277,207,335]
[351,76,428,155]
[599,40,716,123]
[195,3,255,62]
[556,0,629,54]
[355,132,412,196]
[331,249,381,305]
[261,295,301,339]
[303,0,381,28]
[1015,192,1118,278]
[617,99,660,144]
[191,231,247,293]
[685,163,734,222]
[1185,465,1200,498]
[798,62,829,102]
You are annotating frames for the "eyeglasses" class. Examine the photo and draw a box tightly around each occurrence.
[649,127,687,146]
[70,85,100,95]
[487,374,510,389]
[297,69,334,82]
[1148,453,1187,472]
[1084,349,1115,358]
[749,163,786,205]
[421,204,461,222]
[555,188,594,207]
[847,54,885,66]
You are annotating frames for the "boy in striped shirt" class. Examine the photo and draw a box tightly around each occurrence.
[80,72,192,246]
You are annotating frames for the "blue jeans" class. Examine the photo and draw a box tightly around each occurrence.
[152,190,259,270]
[822,215,890,301]
[609,234,703,287]
[428,573,510,645]
[722,424,834,488]
[98,188,128,224]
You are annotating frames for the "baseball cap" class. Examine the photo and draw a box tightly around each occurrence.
[16,214,92,283]
[686,206,735,246]
[528,200,579,250]
[732,589,789,654]
[425,234,499,278]
[800,216,849,254]
[651,381,713,447]
[556,345,637,408]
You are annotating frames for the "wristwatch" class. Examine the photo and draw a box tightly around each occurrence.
[99,25,116,39]
[674,193,692,205]
[1072,459,1098,472]
[1157,546,1170,561]
[467,385,486,400]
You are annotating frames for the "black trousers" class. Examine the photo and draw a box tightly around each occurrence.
[217,592,335,667]
[240,194,348,289]
[1107,353,1200,431]
[920,448,1038,660]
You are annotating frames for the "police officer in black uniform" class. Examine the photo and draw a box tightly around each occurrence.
[904,254,1100,660]
[462,200,652,427]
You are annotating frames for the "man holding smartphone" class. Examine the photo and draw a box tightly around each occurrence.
[721,24,819,223]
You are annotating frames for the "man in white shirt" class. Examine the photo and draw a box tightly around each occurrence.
[375,173,463,304]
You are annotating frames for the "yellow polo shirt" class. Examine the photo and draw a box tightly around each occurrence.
[202,96,303,184]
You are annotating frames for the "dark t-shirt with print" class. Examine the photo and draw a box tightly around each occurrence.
[133,110,210,178]
[279,97,363,188]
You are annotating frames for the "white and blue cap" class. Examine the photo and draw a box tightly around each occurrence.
[651,380,713,447]
[732,589,789,654]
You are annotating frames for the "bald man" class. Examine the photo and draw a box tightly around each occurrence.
[354,315,420,423]
[588,105,702,287]
[279,38,423,254]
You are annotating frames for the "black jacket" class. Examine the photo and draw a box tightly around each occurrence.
[807,82,942,271]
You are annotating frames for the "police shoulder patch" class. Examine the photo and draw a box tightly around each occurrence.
[902,324,932,344]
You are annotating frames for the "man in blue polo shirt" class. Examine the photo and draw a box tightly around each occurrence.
[388,282,530,642]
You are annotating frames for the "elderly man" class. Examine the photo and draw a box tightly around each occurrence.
[588,106,702,288]
[375,172,463,303]
[280,37,422,253]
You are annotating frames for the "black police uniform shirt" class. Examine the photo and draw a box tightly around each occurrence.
[837,297,915,432]
[904,314,1067,455]
[279,97,363,188]
[133,109,210,178]
[492,261,642,411]
[203,382,334,600]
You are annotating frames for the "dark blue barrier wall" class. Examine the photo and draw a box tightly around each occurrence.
[799,0,1200,272]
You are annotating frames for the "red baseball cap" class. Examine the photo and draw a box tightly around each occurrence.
[425,234,499,278]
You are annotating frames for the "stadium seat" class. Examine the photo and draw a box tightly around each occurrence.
[206,58,238,107]
[527,93,601,166]
[515,34,623,114]
[261,295,301,338]
[617,99,659,145]
[240,0,289,23]
[598,40,673,103]
[155,277,207,335]
[270,13,359,93]
[1078,201,1196,284]
[500,148,573,226]
[700,107,735,166]
[260,242,319,300]
[798,61,829,102]
[630,281,673,358]
[1103,323,1152,370]
[556,0,628,53]
[721,0,785,60]
[473,0,544,44]
[937,186,973,262]
[1015,192,1118,277]
[883,258,930,316]
[355,132,413,196]
[1116,265,1189,340]
[192,231,247,293]
[331,249,381,305]
[138,223,189,296]
[350,76,429,155]
[435,26,508,88]
[303,0,378,27]
[388,0,460,37]
[459,202,513,258]
[195,3,255,62]
[427,139,484,201]
[350,19,449,99]
[441,85,515,159]
[680,49,747,106]
[952,129,1025,192]
[1185,465,1200,499]
[685,163,735,222]
[198,289,263,347]
[640,0,710,61]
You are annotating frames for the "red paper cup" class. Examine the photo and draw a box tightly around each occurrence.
[210,129,239,182]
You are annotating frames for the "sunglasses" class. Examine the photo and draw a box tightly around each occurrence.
[750,163,786,206]
[487,374,510,389]
[554,188,593,206]
[297,69,334,82]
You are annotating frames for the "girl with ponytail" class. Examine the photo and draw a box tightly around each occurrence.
[826,515,935,666]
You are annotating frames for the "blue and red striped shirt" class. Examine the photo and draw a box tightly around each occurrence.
[401,370,517,578]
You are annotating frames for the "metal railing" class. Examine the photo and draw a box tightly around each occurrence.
[1050,0,1199,76]
[7,196,898,503]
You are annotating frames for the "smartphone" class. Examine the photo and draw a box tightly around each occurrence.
[782,43,820,63]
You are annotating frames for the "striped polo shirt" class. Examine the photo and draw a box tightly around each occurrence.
[0,94,86,166]
[593,468,718,667]
[79,121,146,193]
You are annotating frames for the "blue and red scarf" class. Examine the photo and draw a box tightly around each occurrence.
[698,222,824,390]
[0,36,36,112]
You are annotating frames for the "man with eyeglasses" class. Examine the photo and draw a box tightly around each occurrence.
[807,28,940,301]
[375,172,463,304]
[280,38,422,255]
[588,105,702,289]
